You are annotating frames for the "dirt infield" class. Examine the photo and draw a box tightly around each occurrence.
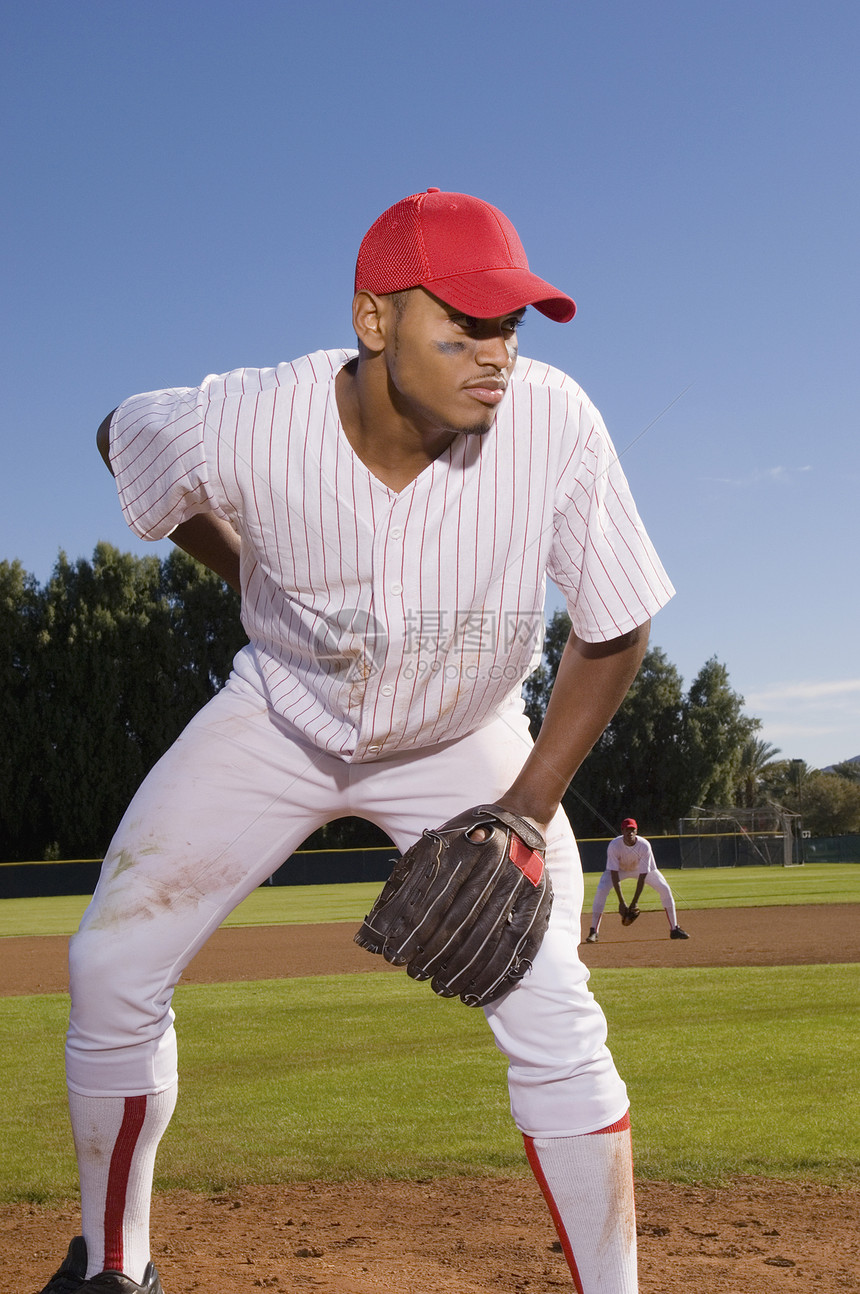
[3,903,858,996]
[6,1175,860,1294]
[3,905,859,1293]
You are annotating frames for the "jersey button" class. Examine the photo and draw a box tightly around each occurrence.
[390,527,402,540]
[381,685,393,697]
[367,743,381,753]
[390,583,403,595]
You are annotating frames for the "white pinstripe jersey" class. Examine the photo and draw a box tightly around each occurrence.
[109,349,674,762]
[606,836,657,875]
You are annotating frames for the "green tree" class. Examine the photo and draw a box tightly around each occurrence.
[522,609,570,735]
[734,737,782,808]
[1,544,247,860]
[37,544,168,856]
[301,818,393,850]
[759,759,860,834]
[759,758,814,809]
[682,657,759,810]
[568,644,687,834]
[524,614,761,835]
[0,560,48,859]
[830,759,860,782]
[793,773,860,835]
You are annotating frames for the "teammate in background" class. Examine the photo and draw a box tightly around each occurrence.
[585,817,690,942]
[38,190,674,1294]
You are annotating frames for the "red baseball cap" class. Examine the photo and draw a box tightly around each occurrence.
[621,818,638,830]
[355,189,576,323]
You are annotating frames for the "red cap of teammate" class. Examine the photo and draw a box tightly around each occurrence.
[621,818,637,831]
[355,189,576,323]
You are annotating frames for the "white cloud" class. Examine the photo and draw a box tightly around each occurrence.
[746,679,860,766]
[708,465,813,488]
[747,679,860,708]
[759,722,848,741]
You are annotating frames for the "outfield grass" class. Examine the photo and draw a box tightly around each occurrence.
[1,863,858,938]
[1,963,857,1203]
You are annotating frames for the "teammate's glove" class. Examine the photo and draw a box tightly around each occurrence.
[354,804,552,1007]
[621,905,641,927]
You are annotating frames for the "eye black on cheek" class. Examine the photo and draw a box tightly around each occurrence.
[435,341,466,355]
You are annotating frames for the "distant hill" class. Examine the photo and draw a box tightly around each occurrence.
[822,754,860,773]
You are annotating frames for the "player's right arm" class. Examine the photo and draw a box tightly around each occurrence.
[165,515,242,593]
[609,869,626,913]
[97,409,242,593]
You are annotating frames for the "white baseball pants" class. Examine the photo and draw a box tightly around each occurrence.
[67,673,628,1137]
[591,868,678,928]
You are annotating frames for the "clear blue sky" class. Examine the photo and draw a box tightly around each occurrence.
[3,1,857,771]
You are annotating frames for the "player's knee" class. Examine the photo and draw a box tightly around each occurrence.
[69,926,123,992]
[69,927,174,1042]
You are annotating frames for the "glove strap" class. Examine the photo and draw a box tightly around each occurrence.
[471,804,546,852]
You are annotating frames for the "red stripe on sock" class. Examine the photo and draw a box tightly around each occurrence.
[589,1110,631,1135]
[523,1135,584,1294]
[103,1095,148,1272]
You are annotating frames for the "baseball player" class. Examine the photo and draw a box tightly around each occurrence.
[585,817,690,942]
[38,189,675,1294]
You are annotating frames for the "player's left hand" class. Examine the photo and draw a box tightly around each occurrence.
[354,804,553,1007]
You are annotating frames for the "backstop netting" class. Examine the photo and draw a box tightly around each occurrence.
[678,807,804,868]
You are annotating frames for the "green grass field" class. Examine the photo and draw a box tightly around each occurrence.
[1,862,858,938]
[1,865,858,1203]
[0,965,857,1203]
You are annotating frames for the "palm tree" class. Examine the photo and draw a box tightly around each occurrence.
[735,737,782,807]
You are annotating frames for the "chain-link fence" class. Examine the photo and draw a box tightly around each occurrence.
[678,807,804,867]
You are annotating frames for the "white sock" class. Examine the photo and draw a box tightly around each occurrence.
[525,1113,637,1293]
[68,1084,178,1282]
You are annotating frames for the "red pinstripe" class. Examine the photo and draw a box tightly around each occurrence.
[121,438,205,514]
[109,350,673,761]
[313,389,334,622]
[425,442,456,743]
[248,393,266,572]
[266,393,282,587]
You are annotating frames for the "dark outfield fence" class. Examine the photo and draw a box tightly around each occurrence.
[0,838,632,898]
[803,835,860,864]
[0,839,619,899]
[0,848,397,900]
[2,834,858,900]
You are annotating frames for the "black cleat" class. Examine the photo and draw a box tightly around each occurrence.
[79,1265,164,1294]
[670,926,690,939]
[584,928,598,943]
[38,1238,87,1294]
[38,1240,164,1294]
